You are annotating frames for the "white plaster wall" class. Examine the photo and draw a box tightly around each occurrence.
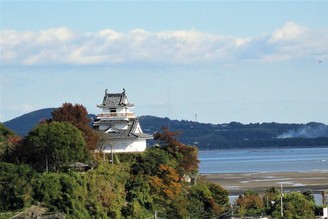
[102,139,146,153]
[103,108,110,113]
[116,106,125,113]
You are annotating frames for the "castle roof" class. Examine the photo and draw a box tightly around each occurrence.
[98,88,134,108]
[100,118,152,140]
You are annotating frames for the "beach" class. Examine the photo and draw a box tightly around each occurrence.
[201,171,328,195]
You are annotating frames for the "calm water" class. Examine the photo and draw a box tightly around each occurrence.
[199,147,328,173]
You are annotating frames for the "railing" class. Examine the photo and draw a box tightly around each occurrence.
[97,112,135,118]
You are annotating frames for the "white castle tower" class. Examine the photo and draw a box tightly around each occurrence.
[93,89,152,153]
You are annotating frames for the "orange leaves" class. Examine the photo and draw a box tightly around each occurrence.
[149,164,182,200]
[7,135,22,145]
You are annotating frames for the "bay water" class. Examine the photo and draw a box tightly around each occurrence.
[199,147,328,173]
[199,147,328,204]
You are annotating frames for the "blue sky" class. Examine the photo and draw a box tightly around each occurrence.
[1,1,328,124]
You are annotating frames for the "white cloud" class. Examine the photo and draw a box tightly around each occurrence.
[269,22,306,42]
[1,23,327,66]
[36,27,76,43]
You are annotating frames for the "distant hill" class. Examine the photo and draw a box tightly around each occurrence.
[3,108,55,136]
[3,108,96,137]
[138,115,328,149]
[3,109,328,149]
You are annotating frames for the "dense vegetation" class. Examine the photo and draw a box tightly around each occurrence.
[1,104,326,218]
[0,104,230,218]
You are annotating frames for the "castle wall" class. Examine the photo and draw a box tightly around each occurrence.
[102,138,146,153]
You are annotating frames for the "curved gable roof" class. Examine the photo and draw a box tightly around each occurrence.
[98,89,134,108]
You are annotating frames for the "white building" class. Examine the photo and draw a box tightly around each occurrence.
[93,89,152,153]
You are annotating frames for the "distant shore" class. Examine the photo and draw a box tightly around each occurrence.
[201,171,328,195]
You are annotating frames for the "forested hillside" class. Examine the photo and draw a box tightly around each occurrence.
[139,116,328,149]
[3,108,55,136]
[3,109,328,149]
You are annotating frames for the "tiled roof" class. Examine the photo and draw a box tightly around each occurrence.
[99,89,134,107]
[100,118,152,140]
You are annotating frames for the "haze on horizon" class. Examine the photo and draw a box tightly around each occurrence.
[1,1,328,124]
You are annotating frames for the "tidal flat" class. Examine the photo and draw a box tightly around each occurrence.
[202,171,328,195]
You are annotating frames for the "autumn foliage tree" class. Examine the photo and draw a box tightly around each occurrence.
[153,127,199,177]
[52,103,98,151]
[236,190,265,217]
[0,123,22,162]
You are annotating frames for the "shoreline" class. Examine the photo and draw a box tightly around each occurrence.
[201,171,328,195]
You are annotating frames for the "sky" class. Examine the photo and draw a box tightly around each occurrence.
[1,1,328,124]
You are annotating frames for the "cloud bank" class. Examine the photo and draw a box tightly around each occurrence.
[1,22,327,66]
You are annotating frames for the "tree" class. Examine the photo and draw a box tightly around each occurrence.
[208,183,229,205]
[0,162,36,210]
[123,174,154,218]
[0,123,21,162]
[236,190,265,217]
[84,163,130,218]
[153,127,199,177]
[149,164,182,201]
[186,182,229,218]
[265,187,280,215]
[52,103,98,151]
[131,147,172,176]
[22,121,87,172]
[33,172,89,218]
[272,192,315,219]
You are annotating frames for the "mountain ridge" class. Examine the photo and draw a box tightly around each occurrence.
[3,108,328,149]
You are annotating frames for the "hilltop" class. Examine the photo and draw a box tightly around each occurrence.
[3,109,328,149]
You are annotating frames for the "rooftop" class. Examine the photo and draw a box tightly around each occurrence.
[98,88,134,108]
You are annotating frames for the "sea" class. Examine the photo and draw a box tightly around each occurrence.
[198,147,328,204]
[199,147,328,173]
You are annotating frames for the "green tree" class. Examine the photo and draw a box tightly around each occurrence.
[131,147,172,176]
[187,183,212,218]
[84,163,129,218]
[33,172,89,218]
[22,121,86,172]
[123,174,153,218]
[187,182,229,218]
[264,187,280,215]
[302,190,315,203]
[0,162,36,210]
[272,192,315,219]
[52,103,98,151]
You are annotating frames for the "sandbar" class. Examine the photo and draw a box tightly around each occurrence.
[201,171,328,195]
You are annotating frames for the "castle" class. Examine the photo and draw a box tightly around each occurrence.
[93,89,152,153]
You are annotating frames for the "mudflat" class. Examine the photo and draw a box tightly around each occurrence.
[201,171,328,195]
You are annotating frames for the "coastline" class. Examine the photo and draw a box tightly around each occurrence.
[201,171,328,195]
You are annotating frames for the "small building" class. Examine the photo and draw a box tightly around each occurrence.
[317,207,328,219]
[93,89,152,153]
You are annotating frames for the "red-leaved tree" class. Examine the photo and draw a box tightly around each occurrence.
[52,103,98,151]
[153,127,199,176]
